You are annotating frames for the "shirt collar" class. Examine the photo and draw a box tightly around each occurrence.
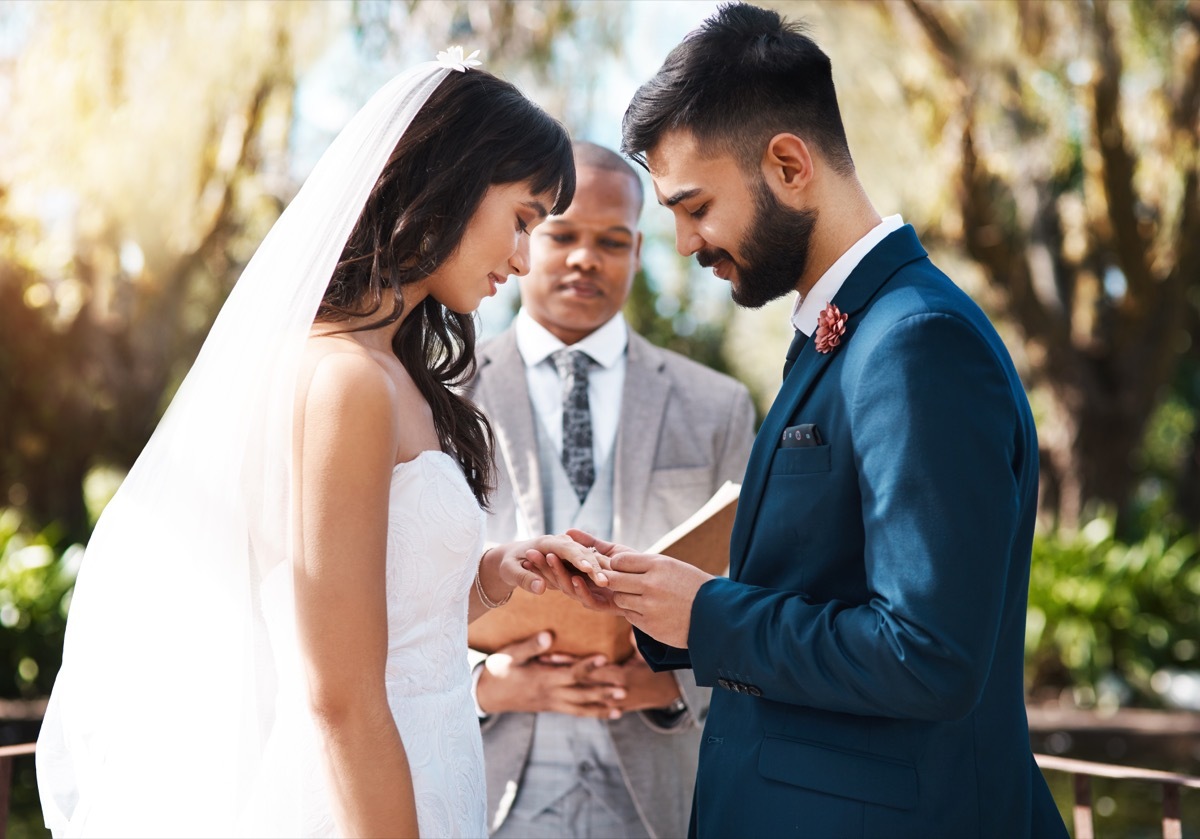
[515,309,628,369]
[790,214,904,336]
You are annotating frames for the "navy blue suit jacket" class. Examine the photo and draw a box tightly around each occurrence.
[638,227,1067,838]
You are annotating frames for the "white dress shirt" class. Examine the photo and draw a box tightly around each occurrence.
[514,308,628,470]
[791,214,904,335]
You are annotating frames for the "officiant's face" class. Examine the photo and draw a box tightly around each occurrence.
[648,129,814,309]
[520,165,643,346]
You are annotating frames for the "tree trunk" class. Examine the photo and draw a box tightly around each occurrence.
[890,0,1200,531]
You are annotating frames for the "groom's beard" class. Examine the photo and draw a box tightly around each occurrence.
[697,178,818,309]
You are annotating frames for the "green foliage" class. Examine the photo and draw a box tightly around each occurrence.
[1129,391,1198,535]
[1026,514,1200,706]
[624,267,734,380]
[0,507,80,699]
[6,754,48,839]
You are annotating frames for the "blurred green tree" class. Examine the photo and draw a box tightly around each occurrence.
[0,1,318,543]
[862,0,1200,532]
[624,267,739,383]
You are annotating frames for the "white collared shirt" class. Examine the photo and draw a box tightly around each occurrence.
[790,214,904,336]
[514,308,628,468]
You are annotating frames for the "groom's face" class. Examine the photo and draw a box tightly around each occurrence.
[648,130,815,309]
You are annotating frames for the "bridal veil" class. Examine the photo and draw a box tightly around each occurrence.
[36,62,452,837]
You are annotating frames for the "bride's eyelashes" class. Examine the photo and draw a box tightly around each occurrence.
[517,210,541,235]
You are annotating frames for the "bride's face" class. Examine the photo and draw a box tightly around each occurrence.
[423,181,554,315]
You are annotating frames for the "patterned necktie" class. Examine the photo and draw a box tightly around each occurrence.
[552,349,595,502]
[783,329,808,380]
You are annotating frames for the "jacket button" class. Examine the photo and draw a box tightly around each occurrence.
[748,685,763,697]
[718,678,731,690]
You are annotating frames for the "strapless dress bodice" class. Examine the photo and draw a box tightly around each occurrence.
[253,450,487,838]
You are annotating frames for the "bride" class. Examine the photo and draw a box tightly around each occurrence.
[36,56,597,837]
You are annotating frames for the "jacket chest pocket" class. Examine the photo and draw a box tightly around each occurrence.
[769,444,831,476]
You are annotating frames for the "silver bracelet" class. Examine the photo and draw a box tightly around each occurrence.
[474,551,513,609]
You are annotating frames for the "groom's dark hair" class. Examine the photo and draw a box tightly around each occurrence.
[621,2,854,176]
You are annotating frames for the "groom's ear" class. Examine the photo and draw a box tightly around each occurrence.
[761,133,814,203]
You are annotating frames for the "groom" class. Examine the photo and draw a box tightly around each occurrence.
[557,4,1068,838]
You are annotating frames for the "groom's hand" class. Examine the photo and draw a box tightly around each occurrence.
[476,631,627,719]
[565,531,714,649]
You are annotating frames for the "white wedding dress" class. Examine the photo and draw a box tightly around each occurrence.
[249,450,488,838]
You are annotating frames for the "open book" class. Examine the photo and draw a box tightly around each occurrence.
[467,481,741,663]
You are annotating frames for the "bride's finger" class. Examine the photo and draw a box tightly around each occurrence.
[504,552,551,592]
[565,528,631,558]
[532,535,598,575]
[520,555,564,593]
[525,551,570,592]
[552,544,611,586]
[547,551,603,590]
[565,528,604,550]
[560,544,608,580]
[506,561,547,595]
[522,548,576,582]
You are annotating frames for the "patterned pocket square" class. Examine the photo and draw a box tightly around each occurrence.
[781,423,823,448]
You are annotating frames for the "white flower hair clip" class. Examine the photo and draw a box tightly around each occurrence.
[436,46,482,72]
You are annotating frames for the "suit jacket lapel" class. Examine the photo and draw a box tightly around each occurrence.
[477,331,546,537]
[613,333,669,548]
[728,226,929,573]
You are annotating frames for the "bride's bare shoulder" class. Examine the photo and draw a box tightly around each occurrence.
[295,332,436,460]
[302,333,396,391]
[299,334,399,417]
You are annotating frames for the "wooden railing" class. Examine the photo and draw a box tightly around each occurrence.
[1035,753,1200,839]
[2,743,1197,838]
[0,743,35,839]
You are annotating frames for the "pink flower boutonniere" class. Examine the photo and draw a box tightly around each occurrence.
[814,301,849,354]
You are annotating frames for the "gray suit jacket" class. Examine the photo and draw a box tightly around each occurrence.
[468,327,755,838]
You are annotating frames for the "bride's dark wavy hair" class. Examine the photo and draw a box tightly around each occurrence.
[318,70,575,507]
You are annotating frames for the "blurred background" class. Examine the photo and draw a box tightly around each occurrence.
[1,0,1198,835]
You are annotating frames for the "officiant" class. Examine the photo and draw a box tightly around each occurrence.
[466,141,754,839]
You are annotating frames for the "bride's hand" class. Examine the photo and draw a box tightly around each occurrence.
[518,534,610,592]
[519,529,625,614]
[481,535,605,602]
[566,529,634,561]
